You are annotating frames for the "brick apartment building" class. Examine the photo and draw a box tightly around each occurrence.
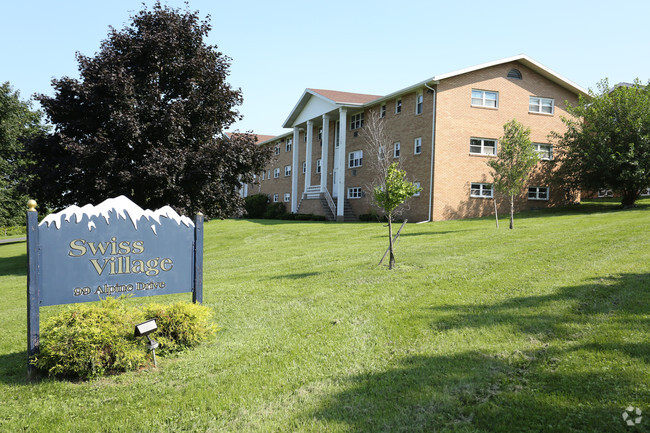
[242,55,589,221]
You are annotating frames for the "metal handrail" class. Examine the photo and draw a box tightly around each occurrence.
[323,188,336,217]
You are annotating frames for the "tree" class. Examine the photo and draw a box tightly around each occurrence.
[0,82,44,232]
[26,2,270,218]
[554,79,650,207]
[363,111,421,269]
[488,119,539,229]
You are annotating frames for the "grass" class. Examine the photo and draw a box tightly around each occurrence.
[0,199,648,432]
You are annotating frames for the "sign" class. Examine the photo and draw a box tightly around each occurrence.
[26,196,204,377]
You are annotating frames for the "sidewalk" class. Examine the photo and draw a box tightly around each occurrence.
[0,237,26,244]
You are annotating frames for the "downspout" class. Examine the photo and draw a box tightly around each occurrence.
[424,82,437,222]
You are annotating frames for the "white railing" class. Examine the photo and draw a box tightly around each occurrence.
[323,188,337,217]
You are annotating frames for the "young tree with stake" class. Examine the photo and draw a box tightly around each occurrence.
[488,119,539,229]
[363,111,421,269]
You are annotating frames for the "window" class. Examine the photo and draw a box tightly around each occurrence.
[395,99,402,114]
[284,193,290,202]
[380,104,386,118]
[318,128,323,141]
[414,137,422,155]
[394,142,401,158]
[350,113,364,130]
[470,183,493,198]
[529,96,554,114]
[302,161,306,174]
[507,69,522,79]
[316,158,322,174]
[598,189,613,198]
[284,165,291,177]
[273,193,279,202]
[261,171,265,181]
[471,89,498,108]
[347,187,362,199]
[348,150,363,168]
[286,139,292,152]
[275,145,280,155]
[413,182,421,197]
[528,186,549,200]
[533,143,553,160]
[268,170,271,179]
[470,138,497,155]
[415,91,423,114]
[273,168,280,178]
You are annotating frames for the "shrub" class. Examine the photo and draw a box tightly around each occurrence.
[358,211,380,222]
[264,202,287,219]
[141,301,217,354]
[33,297,147,379]
[243,193,269,218]
[33,297,217,379]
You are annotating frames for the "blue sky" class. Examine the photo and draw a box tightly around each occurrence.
[2,0,648,136]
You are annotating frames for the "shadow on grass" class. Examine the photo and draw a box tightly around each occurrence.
[268,271,321,280]
[307,273,649,432]
[0,351,30,385]
[0,252,26,277]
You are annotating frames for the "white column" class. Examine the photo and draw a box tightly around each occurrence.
[304,120,313,193]
[291,127,300,213]
[320,114,329,193]
[336,107,347,221]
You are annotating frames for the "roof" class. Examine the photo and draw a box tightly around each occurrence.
[225,132,278,144]
[282,54,589,129]
[307,89,383,105]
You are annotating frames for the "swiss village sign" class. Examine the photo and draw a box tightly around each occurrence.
[26,196,204,376]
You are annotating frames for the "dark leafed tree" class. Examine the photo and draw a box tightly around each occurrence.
[363,111,421,269]
[26,2,270,217]
[553,79,650,207]
[0,82,44,231]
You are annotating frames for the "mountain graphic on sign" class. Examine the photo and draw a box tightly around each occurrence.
[40,195,195,234]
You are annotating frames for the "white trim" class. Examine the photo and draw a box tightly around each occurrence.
[394,141,401,158]
[529,96,554,115]
[414,137,422,155]
[348,150,363,168]
[347,187,362,199]
[470,138,497,156]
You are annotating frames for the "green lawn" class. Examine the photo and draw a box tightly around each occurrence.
[0,200,648,432]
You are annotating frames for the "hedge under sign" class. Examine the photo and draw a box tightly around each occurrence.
[26,196,204,375]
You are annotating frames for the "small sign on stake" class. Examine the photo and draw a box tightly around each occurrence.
[26,196,204,378]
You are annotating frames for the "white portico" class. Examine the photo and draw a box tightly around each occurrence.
[282,89,382,220]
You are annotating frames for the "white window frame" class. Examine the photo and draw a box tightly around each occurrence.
[286,139,292,152]
[471,89,498,108]
[413,182,421,197]
[415,91,423,115]
[273,168,280,179]
[598,189,613,198]
[274,145,280,155]
[316,158,322,174]
[414,137,422,155]
[529,96,554,115]
[470,183,493,198]
[284,165,291,177]
[380,103,386,118]
[395,99,402,114]
[528,186,549,200]
[347,187,362,199]
[533,143,553,160]
[284,193,290,202]
[350,113,364,130]
[470,138,497,156]
[348,150,363,168]
[394,142,401,158]
[273,193,279,202]
[302,161,306,174]
[261,171,265,181]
